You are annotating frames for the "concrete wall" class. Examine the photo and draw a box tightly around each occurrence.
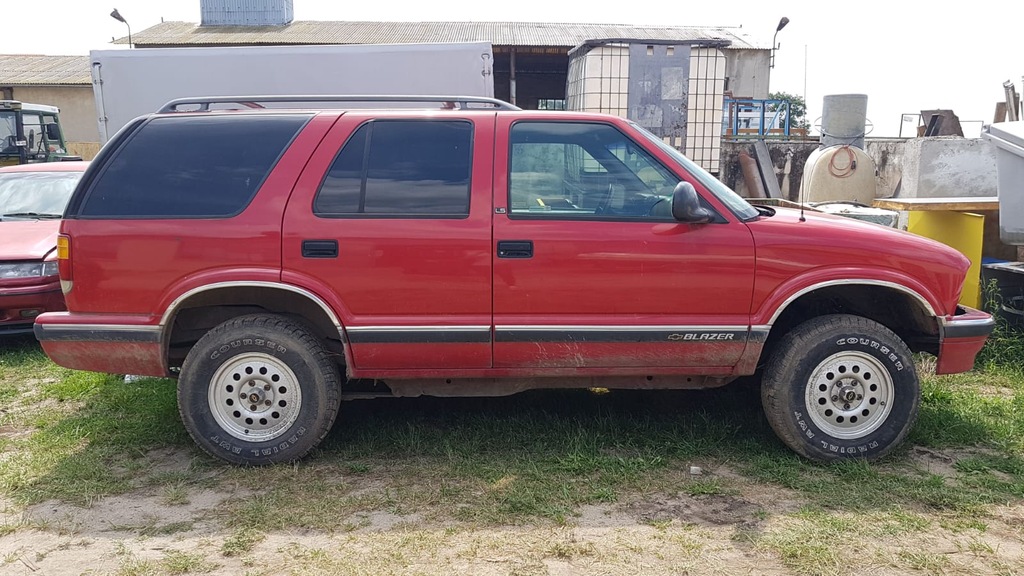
[719,140,818,201]
[10,85,98,144]
[723,48,770,99]
[695,135,996,201]
[898,137,997,198]
[865,139,905,198]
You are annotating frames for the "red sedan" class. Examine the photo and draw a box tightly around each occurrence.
[0,161,88,335]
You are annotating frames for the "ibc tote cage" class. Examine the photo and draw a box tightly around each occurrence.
[566,38,732,174]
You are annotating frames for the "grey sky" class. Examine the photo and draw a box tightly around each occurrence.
[5,0,1020,137]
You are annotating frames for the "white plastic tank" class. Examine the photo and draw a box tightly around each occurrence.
[801,145,877,205]
[821,94,868,149]
[983,121,1024,245]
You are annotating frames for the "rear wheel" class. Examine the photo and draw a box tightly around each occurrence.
[178,314,341,465]
[762,314,919,462]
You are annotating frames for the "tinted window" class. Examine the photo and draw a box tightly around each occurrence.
[509,122,679,220]
[81,114,309,218]
[315,120,472,217]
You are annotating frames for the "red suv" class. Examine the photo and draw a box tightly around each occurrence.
[34,96,993,465]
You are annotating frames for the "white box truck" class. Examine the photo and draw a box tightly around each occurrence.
[90,43,496,143]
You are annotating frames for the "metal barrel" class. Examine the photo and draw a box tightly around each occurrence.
[821,94,868,149]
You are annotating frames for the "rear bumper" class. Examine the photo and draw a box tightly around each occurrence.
[936,306,995,374]
[33,312,167,376]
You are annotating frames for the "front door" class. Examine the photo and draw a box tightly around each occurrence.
[492,118,756,370]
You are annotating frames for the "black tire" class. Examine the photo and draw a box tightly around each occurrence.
[178,314,341,465]
[761,314,920,462]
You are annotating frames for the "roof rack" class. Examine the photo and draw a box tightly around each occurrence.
[157,95,521,113]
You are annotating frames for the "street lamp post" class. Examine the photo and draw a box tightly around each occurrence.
[111,8,133,48]
[770,17,790,69]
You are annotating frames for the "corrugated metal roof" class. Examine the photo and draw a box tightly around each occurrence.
[0,55,91,86]
[125,21,761,50]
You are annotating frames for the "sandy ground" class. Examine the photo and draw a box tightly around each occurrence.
[1,449,1021,576]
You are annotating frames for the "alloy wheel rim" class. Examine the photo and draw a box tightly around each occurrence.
[208,352,302,442]
[805,351,894,439]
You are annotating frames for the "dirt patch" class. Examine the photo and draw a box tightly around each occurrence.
[348,510,423,532]
[1,479,1022,576]
[141,447,201,477]
[627,493,763,527]
[906,446,1004,478]
[0,426,32,441]
[575,504,636,529]
[708,465,806,515]
[26,489,232,536]
[909,446,960,477]
[975,385,1016,399]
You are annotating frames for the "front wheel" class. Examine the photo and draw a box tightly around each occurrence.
[761,314,920,462]
[178,314,341,465]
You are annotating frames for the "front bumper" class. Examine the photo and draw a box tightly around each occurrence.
[0,280,65,336]
[936,305,996,374]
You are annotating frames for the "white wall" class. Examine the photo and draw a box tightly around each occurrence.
[899,137,997,198]
[724,48,770,99]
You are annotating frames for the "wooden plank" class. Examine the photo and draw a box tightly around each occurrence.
[754,140,782,199]
[994,101,1007,123]
[872,197,999,212]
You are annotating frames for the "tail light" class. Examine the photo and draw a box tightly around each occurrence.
[57,234,72,293]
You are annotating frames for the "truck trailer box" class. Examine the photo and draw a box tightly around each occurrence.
[90,42,495,142]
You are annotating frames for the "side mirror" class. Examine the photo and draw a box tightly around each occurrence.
[671,181,713,224]
[27,130,35,151]
[45,123,62,142]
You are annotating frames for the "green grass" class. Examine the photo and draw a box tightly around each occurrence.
[0,338,191,505]
[975,279,1024,369]
[0,336,65,404]
[113,549,218,576]
[0,333,1022,532]
[221,527,265,557]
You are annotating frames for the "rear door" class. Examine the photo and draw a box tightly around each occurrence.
[492,117,756,370]
[283,112,495,371]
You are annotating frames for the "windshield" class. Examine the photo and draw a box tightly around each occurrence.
[630,122,759,221]
[0,112,16,153]
[0,171,83,218]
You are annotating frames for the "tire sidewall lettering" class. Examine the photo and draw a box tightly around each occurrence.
[208,426,308,457]
[211,338,289,361]
[834,337,903,372]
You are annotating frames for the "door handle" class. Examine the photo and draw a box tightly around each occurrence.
[497,240,533,259]
[302,239,338,258]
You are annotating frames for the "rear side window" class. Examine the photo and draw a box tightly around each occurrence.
[314,120,472,217]
[80,114,309,218]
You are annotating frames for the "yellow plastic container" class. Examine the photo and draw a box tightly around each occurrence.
[907,211,984,308]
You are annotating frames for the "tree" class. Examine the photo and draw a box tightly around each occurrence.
[768,91,809,130]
